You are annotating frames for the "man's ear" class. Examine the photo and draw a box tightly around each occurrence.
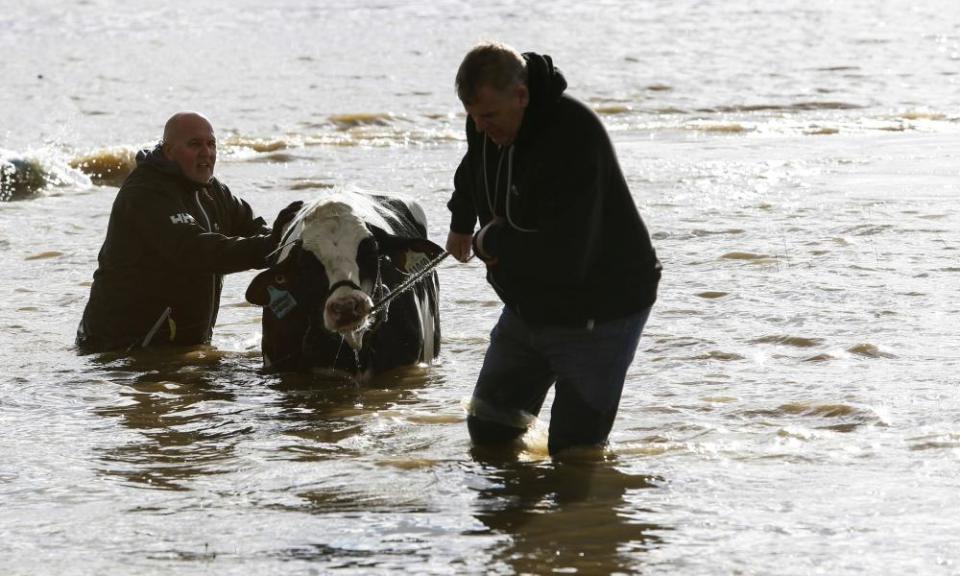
[516,83,529,108]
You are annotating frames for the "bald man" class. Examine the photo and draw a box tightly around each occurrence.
[77,112,301,352]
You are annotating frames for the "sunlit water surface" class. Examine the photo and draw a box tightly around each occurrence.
[2,1,959,574]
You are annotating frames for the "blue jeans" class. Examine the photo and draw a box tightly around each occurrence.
[468,306,651,455]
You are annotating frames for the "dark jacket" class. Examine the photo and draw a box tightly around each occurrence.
[77,146,274,352]
[447,53,662,326]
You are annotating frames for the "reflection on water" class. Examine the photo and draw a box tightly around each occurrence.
[468,449,664,575]
[91,348,439,492]
[92,348,247,491]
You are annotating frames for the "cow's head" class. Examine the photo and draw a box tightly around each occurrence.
[245,198,443,370]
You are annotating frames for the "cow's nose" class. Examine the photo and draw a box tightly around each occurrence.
[326,296,372,329]
[330,299,358,317]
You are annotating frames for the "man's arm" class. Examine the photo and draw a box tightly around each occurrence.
[218,182,272,237]
[125,187,273,274]
[446,144,479,262]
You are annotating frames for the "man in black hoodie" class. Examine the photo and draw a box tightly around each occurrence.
[446,43,662,456]
[76,112,301,353]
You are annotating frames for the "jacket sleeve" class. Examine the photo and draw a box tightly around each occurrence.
[123,186,273,274]
[220,182,272,237]
[446,119,479,234]
[483,119,610,287]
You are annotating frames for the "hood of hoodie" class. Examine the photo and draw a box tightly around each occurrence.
[136,144,183,176]
[523,52,567,107]
[516,52,567,144]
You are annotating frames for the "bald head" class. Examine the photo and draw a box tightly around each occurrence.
[161,112,217,184]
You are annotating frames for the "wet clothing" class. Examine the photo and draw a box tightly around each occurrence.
[448,52,661,327]
[468,306,650,455]
[76,146,274,352]
[448,52,661,454]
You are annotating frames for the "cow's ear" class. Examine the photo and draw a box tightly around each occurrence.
[245,269,276,306]
[382,237,446,274]
[246,258,296,305]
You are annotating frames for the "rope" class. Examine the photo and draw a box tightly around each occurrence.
[371,251,449,313]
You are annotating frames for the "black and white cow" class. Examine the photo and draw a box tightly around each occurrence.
[245,190,444,375]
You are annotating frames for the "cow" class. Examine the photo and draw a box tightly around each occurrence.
[244,190,444,376]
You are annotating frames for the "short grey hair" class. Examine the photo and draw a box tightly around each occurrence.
[455,42,527,105]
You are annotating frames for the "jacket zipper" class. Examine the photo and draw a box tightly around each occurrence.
[193,190,218,337]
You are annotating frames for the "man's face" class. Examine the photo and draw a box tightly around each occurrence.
[164,116,217,184]
[464,83,529,147]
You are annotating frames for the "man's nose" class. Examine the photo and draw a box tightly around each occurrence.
[473,115,488,133]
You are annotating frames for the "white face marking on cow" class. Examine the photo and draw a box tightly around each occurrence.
[291,192,392,345]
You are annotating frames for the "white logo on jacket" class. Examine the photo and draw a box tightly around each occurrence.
[170,213,197,225]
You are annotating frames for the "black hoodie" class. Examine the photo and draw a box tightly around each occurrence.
[447,53,662,326]
[77,146,274,351]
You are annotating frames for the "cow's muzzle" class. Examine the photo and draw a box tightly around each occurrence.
[324,281,374,335]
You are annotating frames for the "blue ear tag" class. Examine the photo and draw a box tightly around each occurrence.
[267,286,297,319]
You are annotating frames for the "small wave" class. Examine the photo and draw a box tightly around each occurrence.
[699,101,863,113]
[403,413,463,425]
[646,83,673,92]
[329,113,395,129]
[1,157,48,200]
[805,127,839,135]
[691,350,745,361]
[25,251,65,261]
[750,335,825,348]
[289,180,335,191]
[777,426,817,440]
[816,66,860,72]
[908,433,960,451]
[69,147,137,186]
[702,396,737,404]
[841,223,894,236]
[243,152,300,164]
[653,106,687,115]
[595,104,633,115]
[223,136,292,153]
[2,151,91,200]
[846,343,896,359]
[691,228,746,237]
[744,402,888,432]
[898,111,947,121]
[721,251,775,262]
[695,291,729,299]
[689,123,751,134]
[302,127,461,148]
[778,403,858,418]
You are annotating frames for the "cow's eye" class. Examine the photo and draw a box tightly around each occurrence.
[295,250,329,299]
[357,237,379,272]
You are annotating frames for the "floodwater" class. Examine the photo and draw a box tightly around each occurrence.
[2,0,959,574]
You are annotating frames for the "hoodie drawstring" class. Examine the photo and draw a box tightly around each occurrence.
[482,138,537,233]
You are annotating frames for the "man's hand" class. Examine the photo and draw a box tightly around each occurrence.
[446,231,474,262]
[473,218,502,267]
[271,200,303,245]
